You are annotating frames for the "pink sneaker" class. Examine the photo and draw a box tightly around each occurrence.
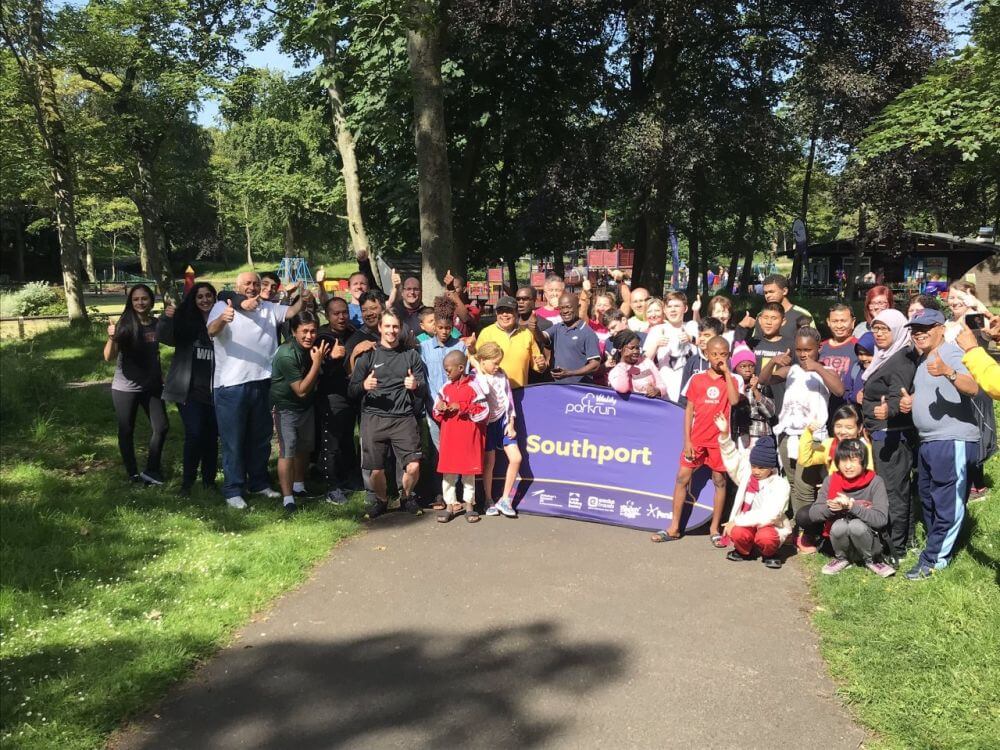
[821,558,851,575]
[797,531,819,555]
[865,560,896,578]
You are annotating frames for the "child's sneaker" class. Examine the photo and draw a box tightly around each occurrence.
[904,563,934,581]
[495,497,517,518]
[821,558,851,575]
[726,550,752,562]
[864,560,896,578]
[485,504,500,517]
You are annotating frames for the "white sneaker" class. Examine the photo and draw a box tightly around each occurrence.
[226,496,248,509]
[325,488,348,504]
[253,487,282,500]
[495,497,517,518]
[485,504,500,517]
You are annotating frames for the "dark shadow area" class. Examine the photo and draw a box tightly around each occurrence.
[118,621,627,750]
[960,514,1000,586]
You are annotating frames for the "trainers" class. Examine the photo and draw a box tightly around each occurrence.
[821,558,851,575]
[387,494,401,511]
[865,560,896,578]
[485,504,500,517]
[283,501,298,514]
[364,499,389,520]
[904,563,934,581]
[253,487,282,500]
[402,496,424,516]
[325,488,349,505]
[726,550,752,562]
[140,470,164,486]
[226,496,248,510]
[796,531,819,555]
[495,497,517,518]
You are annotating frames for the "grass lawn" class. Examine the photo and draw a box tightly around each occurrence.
[805,410,1000,749]
[0,325,364,750]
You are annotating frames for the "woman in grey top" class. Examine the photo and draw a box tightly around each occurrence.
[103,284,169,484]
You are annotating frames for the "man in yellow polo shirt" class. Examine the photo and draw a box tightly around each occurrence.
[474,295,547,387]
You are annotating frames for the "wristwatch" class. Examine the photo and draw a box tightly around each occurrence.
[946,369,958,383]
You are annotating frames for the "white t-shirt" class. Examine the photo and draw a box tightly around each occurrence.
[208,300,285,388]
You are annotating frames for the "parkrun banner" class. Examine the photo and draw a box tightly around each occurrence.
[495,384,715,533]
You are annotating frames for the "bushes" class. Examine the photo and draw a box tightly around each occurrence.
[2,282,66,317]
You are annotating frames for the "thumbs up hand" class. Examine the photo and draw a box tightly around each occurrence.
[221,299,235,323]
[363,369,379,392]
[391,268,402,288]
[443,269,454,288]
[404,367,417,391]
[926,353,949,378]
[692,294,702,313]
[899,387,913,414]
[330,339,346,360]
[873,394,889,421]
[772,349,792,368]
[164,302,176,318]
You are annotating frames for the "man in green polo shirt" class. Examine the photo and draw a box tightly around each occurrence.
[271,310,329,512]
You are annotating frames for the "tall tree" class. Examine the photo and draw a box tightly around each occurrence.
[1,0,87,322]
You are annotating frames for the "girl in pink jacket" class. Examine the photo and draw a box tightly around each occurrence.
[608,330,668,399]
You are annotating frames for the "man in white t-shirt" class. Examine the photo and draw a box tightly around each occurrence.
[207,272,311,509]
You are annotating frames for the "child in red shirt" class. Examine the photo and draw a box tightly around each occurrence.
[652,336,741,545]
[432,350,489,523]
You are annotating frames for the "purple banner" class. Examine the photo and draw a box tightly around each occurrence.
[490,384,715,532]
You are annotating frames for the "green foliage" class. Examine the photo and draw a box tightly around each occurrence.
[5,281,62,316]
[0,326,363,749]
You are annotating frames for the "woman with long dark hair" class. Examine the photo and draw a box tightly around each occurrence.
[159,282,219,494]
[103,284,169,484]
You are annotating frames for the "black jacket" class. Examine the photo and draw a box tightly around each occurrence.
[157,315,213,404]
[348,344,426,418]
[861,347,918,434]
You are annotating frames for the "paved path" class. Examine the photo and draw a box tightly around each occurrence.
[114,513,865,749]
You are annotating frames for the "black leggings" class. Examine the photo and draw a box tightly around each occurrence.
[111,389,169,478]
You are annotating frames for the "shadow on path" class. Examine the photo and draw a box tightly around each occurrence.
[116,621,627,750]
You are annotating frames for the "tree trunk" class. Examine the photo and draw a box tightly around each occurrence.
[12,201,27,281]
[792,115,820,288]
[407,0,457,300]
[505,255,518,293]
[84,239,95,282]
[132,148,174,300]
[284,215,296,257]
[16,0,87,322]
[631,210,648,287]
[845,203,867,303]
[111,233,117,281]
[686,223,700,300]
[641,217,665,295]
[324,42,371,260]
[242,194,253,268]
[724,210,747,295]
[552,246,565,278]
[739,215,760,296]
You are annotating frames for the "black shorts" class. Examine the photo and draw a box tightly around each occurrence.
[360,413,422,470]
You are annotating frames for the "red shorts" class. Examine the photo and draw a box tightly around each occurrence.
[680,445,726,474]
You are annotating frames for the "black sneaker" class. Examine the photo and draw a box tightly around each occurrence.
[283,501,298,514]
[139,470,164,486]
[293,488,311,499]
[364,500,389,520]
[904,563,934,581]
[402,495,424,516]
[726,550,752,562]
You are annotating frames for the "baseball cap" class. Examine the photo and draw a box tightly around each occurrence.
[495,295,516,311]
[905,309,946,328]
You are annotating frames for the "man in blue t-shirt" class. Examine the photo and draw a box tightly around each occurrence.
[543,292,600,384]
[902,309,982,580]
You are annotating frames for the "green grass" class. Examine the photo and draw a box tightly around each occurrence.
[0,325,363,750]
[806,410,1000,749]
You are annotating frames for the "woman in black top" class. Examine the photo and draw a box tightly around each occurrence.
[159,282,219,494]
[859,309,918,563]
[103,284,169,484]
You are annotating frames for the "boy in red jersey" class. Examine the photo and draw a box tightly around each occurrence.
[652,336,741,545]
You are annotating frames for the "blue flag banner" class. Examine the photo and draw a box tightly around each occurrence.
[490,384,715,533]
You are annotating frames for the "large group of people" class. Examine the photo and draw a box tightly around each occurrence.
[104,263,998,582]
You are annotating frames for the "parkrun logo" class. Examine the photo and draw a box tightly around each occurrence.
[564,392,618,416]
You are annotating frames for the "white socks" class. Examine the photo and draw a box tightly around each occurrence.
[292,482,305,493]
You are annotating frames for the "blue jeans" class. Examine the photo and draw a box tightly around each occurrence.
[214,379,272,499]
[177,399,219,488]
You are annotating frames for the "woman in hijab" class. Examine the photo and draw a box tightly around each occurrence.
[859,309,918,566]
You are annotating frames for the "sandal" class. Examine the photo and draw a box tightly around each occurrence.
[430,495,447,511]
[650,530,679,543]
[464,503,480,523]
[710,534,727,549]
[436,507,464,523]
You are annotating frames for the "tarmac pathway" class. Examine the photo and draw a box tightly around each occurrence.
[113,512,865,749]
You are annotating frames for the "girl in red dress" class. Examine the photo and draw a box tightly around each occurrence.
[433,350,489,523]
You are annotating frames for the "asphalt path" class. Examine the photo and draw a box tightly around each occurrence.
[113,511,865,749]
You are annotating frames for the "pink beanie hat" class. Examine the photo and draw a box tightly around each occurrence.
[730,344,755,369]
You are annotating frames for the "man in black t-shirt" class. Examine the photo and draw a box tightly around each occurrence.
[316,296,356,502]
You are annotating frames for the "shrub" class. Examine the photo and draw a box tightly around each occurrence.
[8,282,62,316]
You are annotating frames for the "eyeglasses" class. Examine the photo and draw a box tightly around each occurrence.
[870,325,891,333]
[515,296,533,301]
